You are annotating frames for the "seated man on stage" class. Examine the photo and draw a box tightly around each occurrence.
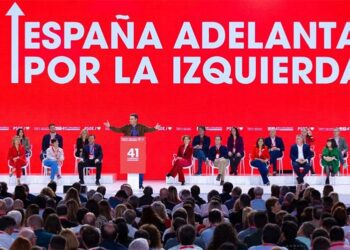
[208,136,229,185]
[264,128,285,176]
[41,123,63,160]
[192,126,210,175]
[78,135,103,185]
[43,139,64,182]
[290,135,312,184]
[8,136,27,185]
[166,135,193,185]
[333,127,348,169]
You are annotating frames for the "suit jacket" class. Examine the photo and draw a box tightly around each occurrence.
[208,145,229,162]
[8,145,26,164]
[82,144,103,162]
[177,144,193,162]
[227,135,244,156]
[334,136,348,153]
[264,136,285,151]
[41,133,63,152]
[290,144,311,163]
[192,135,210,157]
[109,124,156,136]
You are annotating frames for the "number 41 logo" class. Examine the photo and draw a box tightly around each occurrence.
[127,148,139,158]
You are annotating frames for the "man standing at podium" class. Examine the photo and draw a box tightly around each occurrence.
[104,113,161,189]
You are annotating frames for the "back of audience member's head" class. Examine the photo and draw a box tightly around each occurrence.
[265,197,279,213]
[19,227,36,246]
[218,242,237,250]
[139,224,162,249]
[81,225,100,248]
[7,210,22,227]
[332,207,348,227]
[311,228,329,240]
[330,225,345,242]
[59,229,79,250]
[282,213,298,225]
[208,209,222,225]
[298,222,316,239]
[271,184,280,198]
[143,186,153,196]
[179,189,191,202]
[101,222,118,241]
[207,190,220,202]
[173,208,188,221]
[178,224,196,246]
[253,186,263,198]
[239,194,251,208]
[190,185,200,197]
[254,211,268,229]
[92,192,103,202]
[82,212,96,226]
[282,221,298,241]
[322,196,334,211]
[49,235,66,250]
[313,206,322,220]
[311,189,322,202]
[247,187,255,200]
[222,182,233,194]
[312,236,331,250]
[96,185,106,196]
[71,182,81,193]
[45,214,62,234]
[115,190,128,201]
[0,215,16,232]
[329,192,339,204]
[280,186,289,198]
[323,184,334,197]
[134,229,150,241]
[123,209,136,225]
[47,181,57,193]
[322,217,337,232]
[129,238,149,250]
[275,211,288,227]
[9,236,31,250]
[262,224,281,244]
[232,186,242,197]
[173,217,187,232]
[76,208,89,225]
[42,207,56,223]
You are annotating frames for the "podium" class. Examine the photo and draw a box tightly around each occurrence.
[120,137,146,189]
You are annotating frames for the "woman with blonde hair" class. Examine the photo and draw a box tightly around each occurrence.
[8,135,27,185]
[114,204,128,218]
[99,200,112,221]
[152,201,171,228]
[75,128,89,158]
[40,187,56,199]
[60,229,79,250]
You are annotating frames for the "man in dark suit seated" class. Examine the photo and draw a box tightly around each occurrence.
[290,135,312,184]
[78,135,103,185]
[264,128,285,176]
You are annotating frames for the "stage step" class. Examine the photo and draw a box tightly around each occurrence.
[166,174,350,186]
[0,174,115,185]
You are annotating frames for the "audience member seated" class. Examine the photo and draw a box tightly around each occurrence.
[250,186,266,211]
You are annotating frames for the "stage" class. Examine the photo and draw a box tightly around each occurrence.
[3,174,350,205]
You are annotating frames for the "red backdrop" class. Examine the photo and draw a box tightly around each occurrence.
[0,0,349,179]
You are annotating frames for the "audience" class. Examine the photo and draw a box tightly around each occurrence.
[1,181,350,250]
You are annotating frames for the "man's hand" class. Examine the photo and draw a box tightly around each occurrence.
[228,151,233,157]
[104,120,111,128]
[95,159,100,164]
[154,123,161,130]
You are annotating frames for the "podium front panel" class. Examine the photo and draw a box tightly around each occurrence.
[120,136,146,174]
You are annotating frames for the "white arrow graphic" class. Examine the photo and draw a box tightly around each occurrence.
[6,3,24,84]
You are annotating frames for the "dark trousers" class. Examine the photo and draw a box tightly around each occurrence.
[78,159,102,181]
[292,161,310,183]
[229,154,242,174]
[251,160,269,184]
[269,150,283,172]
[193,149,206,174]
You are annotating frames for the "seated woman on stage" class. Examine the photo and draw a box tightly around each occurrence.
[166,135,193,186]
[322,138,340,184]
[251,137,270,185]
[43,139,64,182]
[8,136,27,185]
[16,128,31,157]
[75,128,89,158]
[227,127,244,175]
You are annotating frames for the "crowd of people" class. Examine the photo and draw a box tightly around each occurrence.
[0,180,348,250]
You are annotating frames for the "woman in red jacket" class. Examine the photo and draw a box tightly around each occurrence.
[167,135,193,185]
[8,135,27,185]
[251,137,270,185]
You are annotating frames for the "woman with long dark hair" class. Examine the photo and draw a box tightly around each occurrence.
[322,138,340,184]
[250,137,270,185]
[207,222,246,250]
[227,127,244,175]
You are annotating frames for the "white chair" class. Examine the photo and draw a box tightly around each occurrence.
[42,158,63,177]
[342,155,348,175]
[25,145,33,174]
[238,152,246,175]
[277,152,284,175]
[209,159,230,177]
[8,160,29,176]
[249,154,270,175]
[73,144,83,173]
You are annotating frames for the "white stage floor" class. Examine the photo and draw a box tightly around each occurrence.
[2,174,350,205]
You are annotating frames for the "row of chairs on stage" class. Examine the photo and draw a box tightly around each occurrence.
[7,145,98,179]
[173,151,349,178]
